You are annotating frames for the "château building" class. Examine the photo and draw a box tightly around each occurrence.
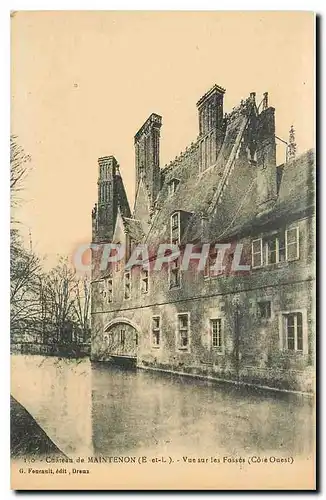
[90,84,315,393]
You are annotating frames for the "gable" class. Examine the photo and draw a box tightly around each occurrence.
[133,178,151,235]
[112,207,126,245]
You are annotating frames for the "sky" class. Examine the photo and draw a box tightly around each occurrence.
[11,11,314,266]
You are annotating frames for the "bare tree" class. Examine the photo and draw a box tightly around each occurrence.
[73,276,91,343]
[10,137,43,342]
[10,231,42,340]
[10,135,31,212]
[42,258,78,343]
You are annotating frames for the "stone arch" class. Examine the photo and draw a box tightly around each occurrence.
[104,318,140,358]
[104,317,140,333]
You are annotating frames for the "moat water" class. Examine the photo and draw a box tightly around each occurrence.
[11,355,314,459]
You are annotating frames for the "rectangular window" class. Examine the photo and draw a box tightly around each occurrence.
[252,239,263,268]
[253,228,299,268]
[168,179,180,196]
[257,300,271,319]
[169,258,181,289]
[177,313,190,349]
[124,272,131,300]
[171,212,180,245]
[284,312,303,351]
[141,269,149,294]
[107,278,113,303]
[171,213,179,230]
[100,281,107,301]
[266,235,278,265]
[278,233,286,262]
[286,227,299,261]
[151,316,161,347]
[210,318,223,351]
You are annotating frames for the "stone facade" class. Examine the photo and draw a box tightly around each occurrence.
[90,84,315,394]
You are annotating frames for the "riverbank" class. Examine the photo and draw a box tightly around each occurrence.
[11,342,90,358]
[11,396,65,458]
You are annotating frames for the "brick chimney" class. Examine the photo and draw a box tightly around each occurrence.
[256,100,277,210]
[95,156,118,242]
[197,84,226,171]
[134,113,162,205]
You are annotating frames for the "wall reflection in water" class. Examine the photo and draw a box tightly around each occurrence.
[11,356,314,460]
[91,363,314,458]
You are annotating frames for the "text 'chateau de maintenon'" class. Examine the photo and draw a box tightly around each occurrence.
[90,84,315,394]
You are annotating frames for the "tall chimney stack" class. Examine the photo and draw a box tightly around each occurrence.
[196,84,226,171]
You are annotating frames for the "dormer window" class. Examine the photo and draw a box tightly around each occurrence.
[168,178,180,196]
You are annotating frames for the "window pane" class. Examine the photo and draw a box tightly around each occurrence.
[287,314,295,327]
[253,253,262,268]
[279,248,286,262]
[287,326,295,338]
[153,317,160,329]
[297,325,303,351]
[296,313,303,351]
[297,312,303,328]
[286,228,298,261]
[287,243,298,261]
[179,315,188,328]
[178,314,189,348]
[211,319,222,348]
[287,336,295,350]
[252,240,261,253]
[287,228,297,244]
[170,268,180,287]
[267,237,277,264]
[287,318,295,350]
[181,335,188,347]
[172,214,179,229]
[258,301,271,319]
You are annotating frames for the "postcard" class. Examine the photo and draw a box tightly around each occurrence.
[10,10,315,490]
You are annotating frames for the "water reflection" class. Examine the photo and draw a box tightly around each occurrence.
[11,356,314,459]
[91,363,314,458]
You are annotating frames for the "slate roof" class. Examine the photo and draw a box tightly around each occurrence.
[214,148,315,242]
[145,98,256,245]
[123,217,145,243]
[116,169,131,219]
[122,95,314,248]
